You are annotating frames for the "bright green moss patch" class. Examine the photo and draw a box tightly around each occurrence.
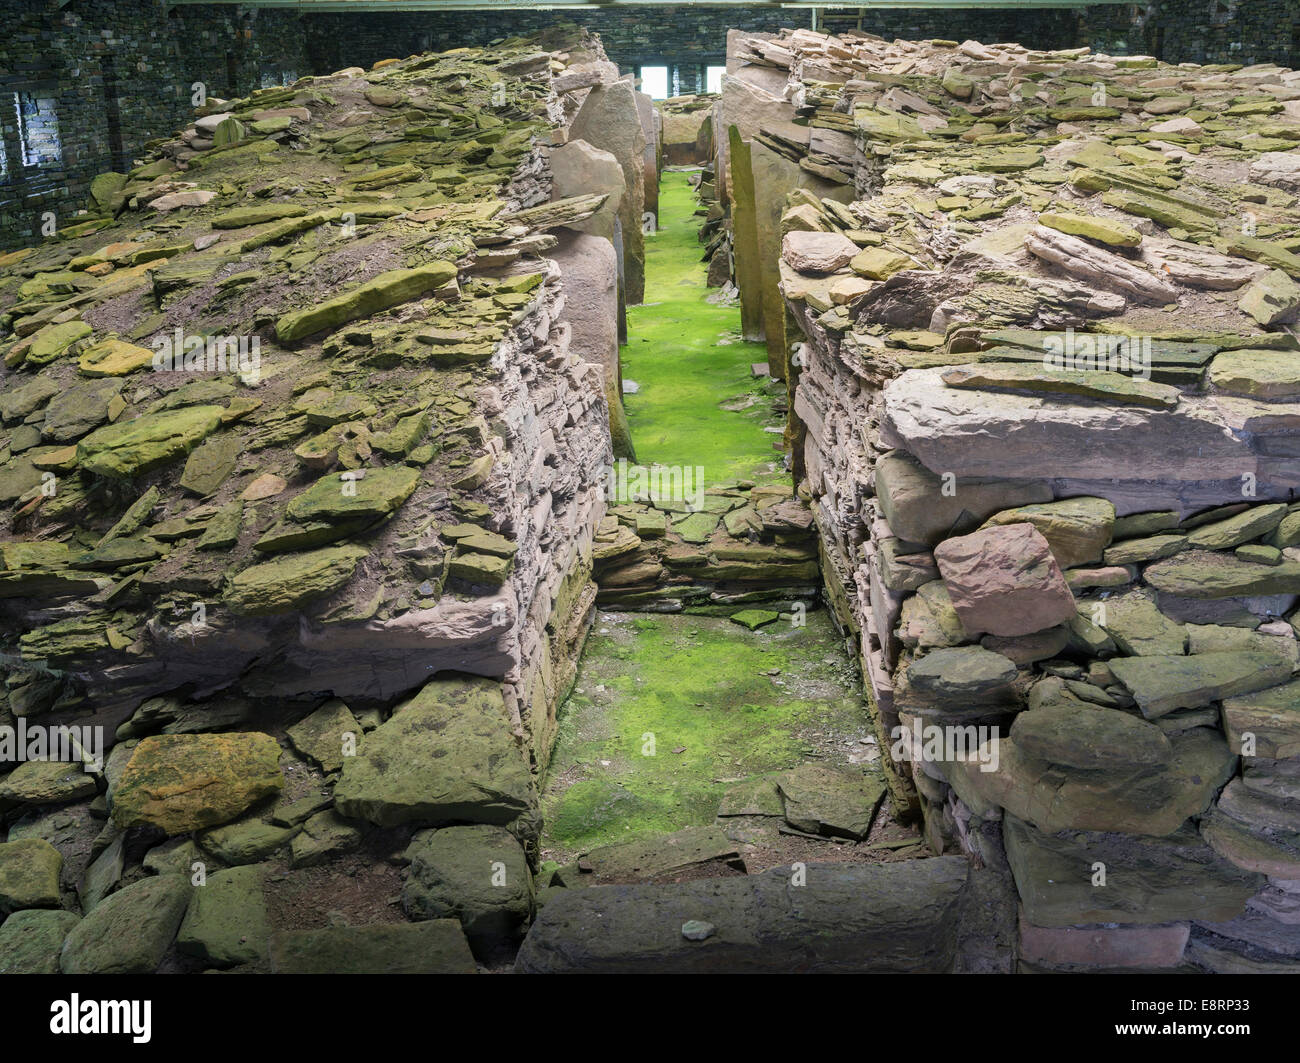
[622,171,783,487]
[540,611,868,857]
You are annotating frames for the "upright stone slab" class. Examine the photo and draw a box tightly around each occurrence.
[750,141,804,379]
[569,81,647,305]
[634,90,659,224]
[551,230,634,461]
[727,125,764,342]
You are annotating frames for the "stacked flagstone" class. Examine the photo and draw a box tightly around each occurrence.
[592,478,820,616]
[0,29,644,972]
[752,28,1300,971]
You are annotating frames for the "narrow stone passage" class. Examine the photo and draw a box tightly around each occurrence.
[620,169,782,487]
[538,168,923,886]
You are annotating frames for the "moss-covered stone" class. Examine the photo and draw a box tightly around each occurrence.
[1108,652,1293,719]
[982,496,1114,569]
[1037,211,1142,247]
[268,920,476,974]
[1011,702,1171,772]
[176,864,270,967]
[0,760,98,805]
[275,262,458,343]
[0,909,81,974]
[1208,349,1300,400]
[850,247,914,280]
[285,698,359,774]
[1145,551,1300,597]
[76,405,225,479]
[25,321,93,367]
[111,732,284,834]
[1005,816,1260,928]
[179,432,244,497]
[286,466,419,525]
[77,338,156,377]
[224,544,368,615]
[401,824,532,960]
[941,363,1180,408]
[0,838,63,914]
[334,675,533,829]
[211,202,308,230]
[60,874,192,974]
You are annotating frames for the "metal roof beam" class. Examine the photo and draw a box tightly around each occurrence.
[163,0,1132,9]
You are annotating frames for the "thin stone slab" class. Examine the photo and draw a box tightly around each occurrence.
[1108,652,1293,719]
[516,858,971,973]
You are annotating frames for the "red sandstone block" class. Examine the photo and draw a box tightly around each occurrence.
[1018,908,1190,968]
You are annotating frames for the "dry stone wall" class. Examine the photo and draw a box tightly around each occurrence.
[731,27,1300,972]
[0,30,634,971]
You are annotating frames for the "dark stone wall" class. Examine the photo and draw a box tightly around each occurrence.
[0,0,305,249]
[300,7,1080,72]
[1082,0,1300,66]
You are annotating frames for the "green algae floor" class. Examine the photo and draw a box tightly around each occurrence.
[539,171,902,867]
[540,611,874,861]
[621,169,784,487]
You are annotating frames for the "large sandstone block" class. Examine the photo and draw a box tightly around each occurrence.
[1018,910,1191,969]
[934,523,1077,637]
[782,230,859,273]
[1010,702,1172,772]
[0,838,63,914]
[0,909,80,974]
[945,726,1236,836]
[881,367,1258,492]
[1108,651,1293,719]
[897,644,1019,718]
[875,450,1051,546]
[401,824,533,961]
[1222,679,1300,759]
[268,920,477,974]
[334,675,535,830]
[176,864,271,967]
[275,262,458,343]
[61,875,192,974]
[982,496,1114,569]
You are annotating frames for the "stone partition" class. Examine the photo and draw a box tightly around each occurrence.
[717,31,859,380]
[754,28,1300,972]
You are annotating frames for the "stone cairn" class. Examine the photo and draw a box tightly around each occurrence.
[0,28,664,973]
[719,27,1300,971]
